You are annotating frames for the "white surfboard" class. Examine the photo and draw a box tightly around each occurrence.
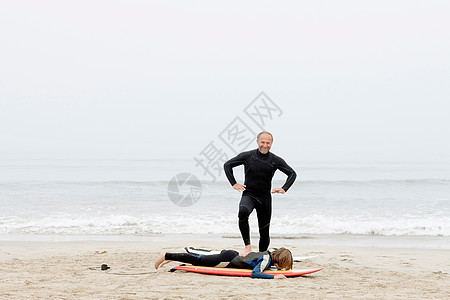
[293,255,317,262]
[184,247,221,255]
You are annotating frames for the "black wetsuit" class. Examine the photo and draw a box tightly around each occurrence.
[165,250,276,279]
[223,149,297,251]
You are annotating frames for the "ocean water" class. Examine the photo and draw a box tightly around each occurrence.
[0,159,449,248]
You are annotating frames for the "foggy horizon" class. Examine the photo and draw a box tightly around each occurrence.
[1,1,449,163]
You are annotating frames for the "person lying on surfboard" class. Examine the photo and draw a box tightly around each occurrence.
[154,247,293,279]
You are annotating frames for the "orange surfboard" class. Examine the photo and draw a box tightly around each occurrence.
[171,265,323,277]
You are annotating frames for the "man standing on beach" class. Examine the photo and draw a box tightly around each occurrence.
[223,131,297,256]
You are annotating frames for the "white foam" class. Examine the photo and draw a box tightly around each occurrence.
[1,212,449,237]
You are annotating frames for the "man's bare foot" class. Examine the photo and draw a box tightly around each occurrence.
[154,251,166,269]
[240,245,252,257]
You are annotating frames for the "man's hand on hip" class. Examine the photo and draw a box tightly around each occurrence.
[233,183,246,192]
[271,188,286,194]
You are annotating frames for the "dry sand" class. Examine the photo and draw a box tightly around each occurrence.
[0,239,449,299]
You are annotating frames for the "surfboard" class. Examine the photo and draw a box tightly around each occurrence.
[184,247,317,262]
[171,265,323,277]
[293,255,317,262]
[184,247,220,255]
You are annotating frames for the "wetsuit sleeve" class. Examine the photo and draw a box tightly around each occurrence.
[250,254,274,279]
[276,157,297,192]
[223,153,247,186]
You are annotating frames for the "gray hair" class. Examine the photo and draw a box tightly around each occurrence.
[257,131,273,141]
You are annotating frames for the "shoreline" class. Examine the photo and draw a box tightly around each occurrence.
[1,233,449,250]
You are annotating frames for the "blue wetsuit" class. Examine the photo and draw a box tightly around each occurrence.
[165,250,275,279]
[224,149,297,251]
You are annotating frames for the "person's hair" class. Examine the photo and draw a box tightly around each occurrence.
[257,131,273,141]
[270,247,293,270]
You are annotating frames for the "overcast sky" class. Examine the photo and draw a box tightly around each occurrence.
[1,1,449,162]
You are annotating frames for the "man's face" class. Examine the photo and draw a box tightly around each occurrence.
[257,134,273,154]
